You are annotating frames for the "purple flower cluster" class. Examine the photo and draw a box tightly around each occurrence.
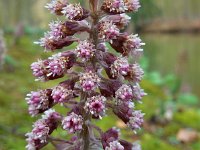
[26,0,146,149]
[79,71,100,92]
[62,112,83,133]
[75,40,96,61]
[26,109,61,150]
[101,0,140,14]
[84,95,106,119]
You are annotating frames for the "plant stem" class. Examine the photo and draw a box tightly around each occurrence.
[80,1,100,150]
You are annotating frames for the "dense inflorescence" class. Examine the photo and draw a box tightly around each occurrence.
[26,0,146,149]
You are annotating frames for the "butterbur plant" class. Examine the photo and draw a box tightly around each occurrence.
[25,0,146,149]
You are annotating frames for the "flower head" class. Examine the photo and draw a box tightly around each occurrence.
[34,32,58,50]
[127,110,144,132]
[84,95,106,119]
[51,85,73,104]
[26,90,50,116]
[75,40,96,61]
[31,59,48,81]
[102,0,127,13]
[123,34,145,52]
[111,56,130,77]
[99,21,120,42]
[62,3,87,21]
[119,13,131,27]
[25,134,37,150]
[132,83,146,101]
[49,21,65,39]
[62,112,83,133]
[124,0,141,12]
[28,119,49,143]
[127,63,144,82]
[42,109,61,121]
[101,14,131,29]
[45,0,67,15]
[47,53,67,77]
[79,71,100,92]
[115,84,133,102]
[105,140,124,150]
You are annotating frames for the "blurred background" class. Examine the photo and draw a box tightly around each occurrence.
[0,0,200,149]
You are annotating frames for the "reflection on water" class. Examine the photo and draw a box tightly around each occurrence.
[143,34,200,97]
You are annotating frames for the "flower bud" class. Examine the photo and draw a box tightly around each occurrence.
[62,20,91,36]
[99,80,122,97]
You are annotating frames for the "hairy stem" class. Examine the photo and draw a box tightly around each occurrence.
[80,1,100,150]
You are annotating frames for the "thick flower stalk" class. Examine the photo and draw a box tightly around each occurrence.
[26,0,146,149]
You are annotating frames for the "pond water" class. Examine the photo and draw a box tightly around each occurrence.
[143,33,200,97]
